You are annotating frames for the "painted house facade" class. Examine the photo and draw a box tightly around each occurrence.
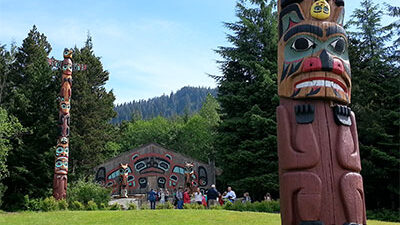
[94,143,218,196]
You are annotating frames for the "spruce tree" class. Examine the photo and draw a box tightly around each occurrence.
[2,25,58,210]
[213,0,279,200]
[347,0,400,210]
[68,35,117,180]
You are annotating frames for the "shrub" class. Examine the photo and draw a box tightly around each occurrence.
[86,200,98,210]
[367,209,400,222]
[57,199,68,210]
[68,179,111,206]
[98,203,108,210]
[209,204,223,210]
[156,202,174,209]
[223,200,280,213]
[40,197,59,212]
[23,195,41,211]
[140,203,150,210]
[69,201,85,211]
[109,202,122,210]
[184,203,205,210]
[128,203,137,210]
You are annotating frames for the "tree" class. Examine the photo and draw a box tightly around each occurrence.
[213,0,279,200]
[347,0,400,210]
[0,107,23,207]
[0,42,17,104]
[2,25,59,210]
[68,35,117,180]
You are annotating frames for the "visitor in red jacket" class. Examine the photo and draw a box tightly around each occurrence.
[183,188,191,204]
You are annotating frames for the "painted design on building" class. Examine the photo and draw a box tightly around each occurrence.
[94,144,216,196]
[277,1,366,225]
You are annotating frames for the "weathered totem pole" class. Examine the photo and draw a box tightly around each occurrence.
[118,163,129,198]
[277,0,367,225]
[53,48,73,200]
[184,162,195,194]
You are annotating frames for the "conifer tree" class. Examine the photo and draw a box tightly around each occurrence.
[68,35,117,179]
[347,0,400,210]
[213,0,279,200]
[2,25,58,210]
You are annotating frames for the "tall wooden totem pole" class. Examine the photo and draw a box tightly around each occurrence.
[277,0,367,224]
[53,48,73,200]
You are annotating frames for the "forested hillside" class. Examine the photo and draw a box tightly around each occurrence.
[112,86,217,123]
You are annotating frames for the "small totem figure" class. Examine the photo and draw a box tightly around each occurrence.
[277,0,366,225]
[184,162,195,194]
[119,164,129,198]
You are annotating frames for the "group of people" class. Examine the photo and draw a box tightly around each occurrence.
[147,185,272,209]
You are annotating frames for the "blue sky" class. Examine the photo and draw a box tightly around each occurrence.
[0,0,398,104]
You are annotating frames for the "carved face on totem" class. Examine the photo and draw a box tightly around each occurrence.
[62,58,73,76]
[60,100,70,114]
[56,145,69,157]
[185,162,194,174]
[119,164,129,185]
[63,48,73,59]
[55,157,68,174]
[278,0,350,104]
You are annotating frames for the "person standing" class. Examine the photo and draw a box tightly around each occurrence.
[183,188,191,204]
[194,188,203,205]
[148,189,157,209]
[242,192,251,203]
[176,187,184,209]
[160,188,166,204]
[206,184,219,207]
[223,187,236,203]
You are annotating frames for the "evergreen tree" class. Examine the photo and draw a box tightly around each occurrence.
[68,35,117,180]
[347,0,400,210]
[2,25,58,210]
[0,42,17,104]
[213,0,279,200]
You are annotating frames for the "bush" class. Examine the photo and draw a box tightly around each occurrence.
[57,199,68,210]
[69,201,85,211]
[23,195,41,211]
[86,200,98,210]
[156,202,174,209]
[40,197,59,212]
[98,203,108,210]
[140,203,150,210]
[209,204,223,210]
[128,203,137,210]
[183,203,205,210]
[367,209,400,222]
[109,202,122,210]
[223,200,280,213]
[68,179,111,206]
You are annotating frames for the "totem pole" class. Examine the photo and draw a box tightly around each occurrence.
[184,162,195,194]
[118,164,129,198]
[276,1,366,225]
[51,49,87,200]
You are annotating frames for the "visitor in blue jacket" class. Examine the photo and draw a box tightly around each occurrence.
[148,189,157,209]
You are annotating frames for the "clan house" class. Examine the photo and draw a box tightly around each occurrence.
[94,143,218,196]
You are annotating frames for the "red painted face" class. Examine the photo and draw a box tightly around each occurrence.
[62,59,72,75]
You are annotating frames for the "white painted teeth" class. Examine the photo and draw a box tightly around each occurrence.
[295,80,344,92]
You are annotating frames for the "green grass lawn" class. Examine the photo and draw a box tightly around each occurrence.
[0,210,398,225]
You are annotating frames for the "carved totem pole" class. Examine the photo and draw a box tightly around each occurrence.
[277,0,367,225]
[118,164,129,198]
[53,48,73,200]
[184,162,195,194]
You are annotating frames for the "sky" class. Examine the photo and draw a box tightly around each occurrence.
[0,0,398,104]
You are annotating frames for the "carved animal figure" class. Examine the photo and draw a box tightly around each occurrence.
[277,1,366,225]
[119,164,129,198]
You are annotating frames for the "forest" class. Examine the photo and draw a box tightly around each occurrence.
[0,0,398,217]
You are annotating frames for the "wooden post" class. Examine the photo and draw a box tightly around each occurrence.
[277,1,367,224]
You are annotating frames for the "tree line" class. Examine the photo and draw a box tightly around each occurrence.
[0,0,398,214]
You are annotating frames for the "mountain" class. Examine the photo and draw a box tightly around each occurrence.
[111,86,218,124]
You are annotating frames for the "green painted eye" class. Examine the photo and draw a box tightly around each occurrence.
[64,162,68,167]
[323,6,329,13]
[56,147,64,153]
[56,161,62,167]
[291,37,315,51]
[65,148,69,153]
